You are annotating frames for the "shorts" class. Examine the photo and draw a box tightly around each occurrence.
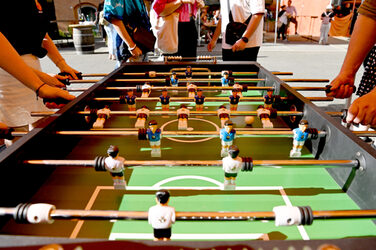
[110,172,124,177]
[196,104,204,108]
[137,114,147,119]
[178,114,188,119]
[225,172,238,178]
[221,140,233,146]
[149,140,161,146]
[264,103,272,109]
[154,228,172,239]
[219,114,229,119]
[260,114,270,119]
[128,104,136,108]
[293,140,305,146]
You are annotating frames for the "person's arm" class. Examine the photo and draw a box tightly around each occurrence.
[0,32,74,101]
[207,18,221,52]
[232,13,264,52]
[32,69,66,88]
[42,34,80,79]
[111,19,143,57]
[328,14,376,98]
[294,6,297,17]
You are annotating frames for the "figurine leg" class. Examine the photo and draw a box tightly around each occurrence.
[290,141,303,157]
[141,92,149,98]
[135,118,146,128]
[261,118,273,128]
[93,118,106,129]
[178,119,188,130]
[230,104,238,111]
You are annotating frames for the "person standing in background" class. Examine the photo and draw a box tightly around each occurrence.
[286,0,298,35]
[319,5,334,45]
[208,0,265,61]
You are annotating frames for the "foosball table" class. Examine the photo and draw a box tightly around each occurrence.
[1,61,376,249]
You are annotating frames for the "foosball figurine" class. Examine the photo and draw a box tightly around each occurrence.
[290,120,318,158]
[264,90,281,109]
[141,82,152,98]
[222,145,243,190]
[194,88,205,111]
[185,66,193,79]
[187,83,197,98]
[221,71,230,86]
[229,89,240,111]
[159,88,170,111]
[170,72,179,86]
[148,189,175,241]
[177,104,190,130]
[232,82,243,97]
[257,105,273,128]
[217,105,231,128]
[93,105,111,129]
[147,120,162,157]
[104,145,126,190]
[135,105,150,128]
[125,89,137,111]
[220,120,236,157]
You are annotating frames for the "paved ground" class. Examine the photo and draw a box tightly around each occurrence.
[40,33,364,111]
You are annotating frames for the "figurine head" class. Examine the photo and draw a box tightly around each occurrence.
[224,120,234,133]
[162,88,168,96]
[141,105,149,110]
[299,120,309,132]
[219,105,226,110]
[228,145,240,159]
[197,89,203,96]
[257,105,264,109]
[223,71,229,78]
[186,66,192,72]
[232,89,238,96]
[267,89,273,97]
[107,145,119,158]
[148,120,158,132]
[180,104,187,109]
[156,189,170,205]
[127,89,134,96]
[171,72,176,78]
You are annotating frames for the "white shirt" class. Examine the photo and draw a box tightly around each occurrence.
[187,84,197,91]
[257,108,270,117]
[136,108,150,117]
[217,108,231,117]
[177,108,190,117]
[286,5,297,16]
[222,155,243,173]
[105,156,125,173]
[148,205,176,229]
[142,84,151,91]
[220,0,265,49]
[97,108,111,117]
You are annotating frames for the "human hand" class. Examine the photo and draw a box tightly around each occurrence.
[0,122,8,130]
[196,0,205,8]
[326,72,355,99]
[182,0,195,4]
[232,39,247,52]
[38,84,75,109]
[130,46,143,58]
[207,39,217,52]
[34,70,66,88]
[57,60,80,80]
[346,90,376,126]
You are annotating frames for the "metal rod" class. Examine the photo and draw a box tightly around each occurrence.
[81,72,293,77]
[2,206,375,222]
[93,97,333,102]
[54,130,326,138]
[24,159,359,168]
[69,78,329,84]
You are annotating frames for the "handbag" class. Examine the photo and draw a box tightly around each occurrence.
[125,24,156,54]
[150,6,179,54]
[225,0,252,45]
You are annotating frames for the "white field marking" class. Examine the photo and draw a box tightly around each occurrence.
[152,175,224,189]
[279,188,310,240]
[109,233,264,240]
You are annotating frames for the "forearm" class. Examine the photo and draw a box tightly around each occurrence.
[0,32,44,91]
[339,14,376,76]
[42,34,66,69]
[242,14,264,39]
[158,0,182,16]
[211,18,222,41]
[111,19,136,49]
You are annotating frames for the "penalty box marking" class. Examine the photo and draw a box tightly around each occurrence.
[70,175,309,240]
